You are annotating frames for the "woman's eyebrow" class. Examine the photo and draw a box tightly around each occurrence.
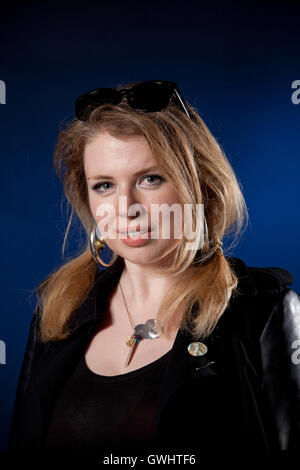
[87,166,160,180]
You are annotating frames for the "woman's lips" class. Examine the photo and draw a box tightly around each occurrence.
[117,227,153,246]
[117,224,150,236]
[118,230,151,238]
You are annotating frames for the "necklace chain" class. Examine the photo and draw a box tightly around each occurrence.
[119,281,135,330]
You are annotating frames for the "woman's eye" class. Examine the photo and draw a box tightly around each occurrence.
[92,182,113,192]
[141,174,164,185]
[92,174,164,193]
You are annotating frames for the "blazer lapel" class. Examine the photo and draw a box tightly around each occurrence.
[156,256,258,423]
[156,321,219,422]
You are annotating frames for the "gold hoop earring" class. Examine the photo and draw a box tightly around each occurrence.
[89,222,118,268]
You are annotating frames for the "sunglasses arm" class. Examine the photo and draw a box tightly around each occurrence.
[174,89,191,119]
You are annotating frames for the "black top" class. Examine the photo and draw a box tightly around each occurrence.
[44,349,172,451]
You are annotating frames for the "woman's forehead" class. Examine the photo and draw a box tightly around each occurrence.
[84,132,158,177]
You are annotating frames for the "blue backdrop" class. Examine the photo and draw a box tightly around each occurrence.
[0,0,299,450]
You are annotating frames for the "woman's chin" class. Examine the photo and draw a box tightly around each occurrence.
[115,241,180,267]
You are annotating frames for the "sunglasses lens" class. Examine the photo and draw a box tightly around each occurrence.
[74,81,186,120]
[128,82,174,112]
[75,88,121,120]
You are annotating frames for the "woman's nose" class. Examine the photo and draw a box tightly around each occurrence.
[114,188,142,217]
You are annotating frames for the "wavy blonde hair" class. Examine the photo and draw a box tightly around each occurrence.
[35,81,249,343]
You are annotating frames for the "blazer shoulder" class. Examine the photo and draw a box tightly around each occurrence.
[259,287,300,449]
[225,257,297,350]
[7,304,43,448]
[247,265,294,296]
[227,256,294,298]
[225,258,299,399]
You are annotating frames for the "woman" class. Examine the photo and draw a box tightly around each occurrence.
[7,80,300,453]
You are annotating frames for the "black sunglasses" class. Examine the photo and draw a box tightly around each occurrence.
[75,80,191,121]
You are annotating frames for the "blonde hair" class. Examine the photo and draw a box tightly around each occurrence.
[35,81,249,343]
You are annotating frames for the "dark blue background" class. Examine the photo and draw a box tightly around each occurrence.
[0,0,299,450]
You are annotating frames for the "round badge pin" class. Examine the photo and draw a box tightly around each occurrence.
[187,342,208,356]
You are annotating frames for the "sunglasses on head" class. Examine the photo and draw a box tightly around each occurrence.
[74,80,191,121]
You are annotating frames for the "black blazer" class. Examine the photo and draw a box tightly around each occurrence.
[6,257,300,452]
